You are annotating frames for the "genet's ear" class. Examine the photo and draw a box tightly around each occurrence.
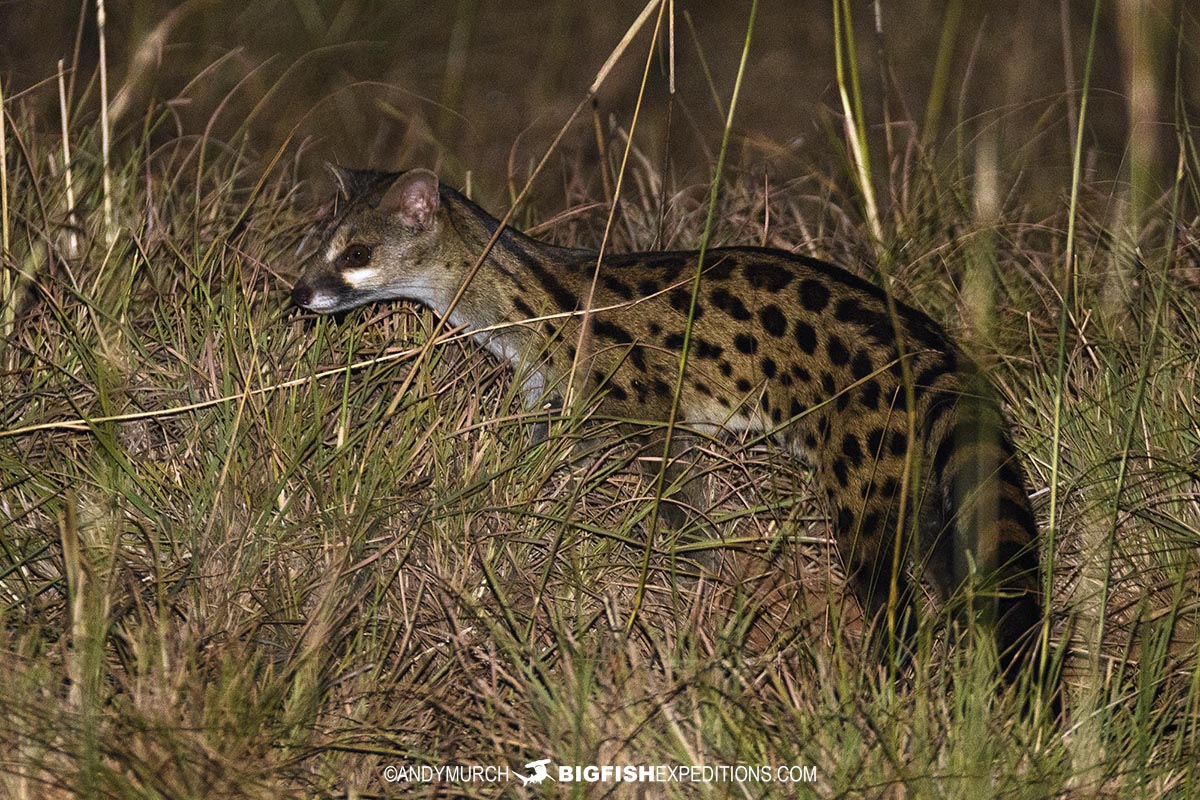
[380,169,440,230]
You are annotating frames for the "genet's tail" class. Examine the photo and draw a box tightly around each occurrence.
[925,389,1047,684]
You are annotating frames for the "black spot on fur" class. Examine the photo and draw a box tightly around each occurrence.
[695,338,724,360]
[504,236,579,312]
[859,380,881,410]
[663,332,723,360]
[827,335,850,366]
[734,333,758,354]
[851,350,873,381]
[704,255,738,280]
[667,289,700,316]
[594,320,633,345]
[842,434,864,467]
[799,279,831,312]
[794,321,817,354]
[834,297,862,322]
[629,344,647,371]
[759,305,788,337]
[711,288,752,321]
[655,254,691,272]
[760,357,777,378]
[603,275,633,300]
[626,252,690,278]
[736,378,752,393]
[907,313,949,352]
[837,299,895,346]
[744,261,795,292]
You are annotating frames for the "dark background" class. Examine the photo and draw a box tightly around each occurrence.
[0,1,1193,211]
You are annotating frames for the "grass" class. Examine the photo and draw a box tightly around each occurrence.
[2,2,1200,797]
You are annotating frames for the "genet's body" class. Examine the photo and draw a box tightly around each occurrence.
[292,168,1045,678]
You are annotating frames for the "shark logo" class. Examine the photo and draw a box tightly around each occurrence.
[517,759,552,786]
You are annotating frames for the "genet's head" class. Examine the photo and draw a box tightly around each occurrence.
[291,167,444,314]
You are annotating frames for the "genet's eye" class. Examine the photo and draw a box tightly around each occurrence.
[339,244,373,269]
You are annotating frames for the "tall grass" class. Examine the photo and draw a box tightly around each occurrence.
[1,2,1198,798]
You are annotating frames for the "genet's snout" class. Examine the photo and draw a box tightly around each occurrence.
[291,282,312,308]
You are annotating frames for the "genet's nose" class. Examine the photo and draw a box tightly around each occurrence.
[291,282,312,308]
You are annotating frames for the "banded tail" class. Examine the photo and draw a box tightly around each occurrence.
[924,383,1045,681]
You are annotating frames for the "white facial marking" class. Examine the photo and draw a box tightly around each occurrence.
[341,267,378,287]
[303,291,341,312]
[324,229,349,264]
